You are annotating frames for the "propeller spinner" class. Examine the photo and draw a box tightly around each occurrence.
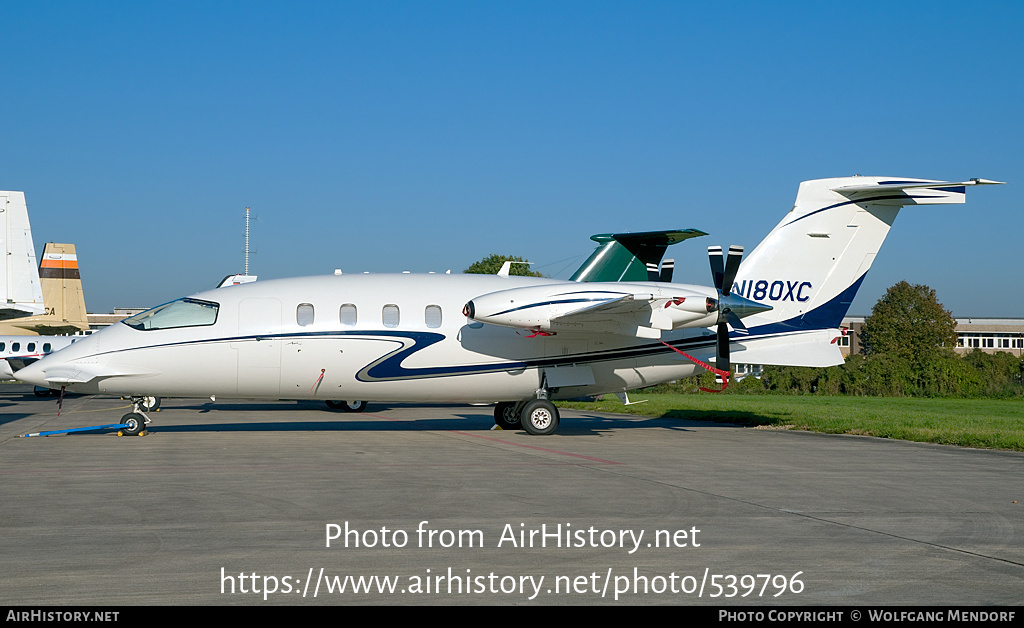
[707,245,772,374]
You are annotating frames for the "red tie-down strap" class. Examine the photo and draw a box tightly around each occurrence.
[658,341,730,393]
[309,369,326,394]
[830,328,849,344]
[518,329,555,338]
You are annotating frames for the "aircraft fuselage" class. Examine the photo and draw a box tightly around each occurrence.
[23,273,715,402]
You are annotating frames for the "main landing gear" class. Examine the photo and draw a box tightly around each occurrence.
[325,400,368,412]
[493,398,560,436]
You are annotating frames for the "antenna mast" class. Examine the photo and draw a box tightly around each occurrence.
[244,206,251,276]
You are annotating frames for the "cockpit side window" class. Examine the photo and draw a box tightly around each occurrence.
[122,298,220,331]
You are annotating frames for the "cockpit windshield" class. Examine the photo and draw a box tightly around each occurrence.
[122,298,220,331]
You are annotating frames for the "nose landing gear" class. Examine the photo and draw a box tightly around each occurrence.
[119,396,155,436]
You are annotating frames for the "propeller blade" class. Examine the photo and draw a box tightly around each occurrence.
[723,308,749,334]
[721,245,743,296]
[659,259,674,283]
[708,246,724,291]
[716,322,730,375]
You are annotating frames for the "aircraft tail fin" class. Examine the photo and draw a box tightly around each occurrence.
[735,177,1003,336]
[35,243,89,333]
[570,229,705,282]
[0,192,45,320]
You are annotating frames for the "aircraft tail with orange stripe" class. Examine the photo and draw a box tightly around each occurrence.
[0,243,89,335]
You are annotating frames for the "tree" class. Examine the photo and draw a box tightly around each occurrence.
[860,281,957,364]
[463,254,543,277]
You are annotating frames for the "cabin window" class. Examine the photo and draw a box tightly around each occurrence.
[27,343,36,352]
[43,343,52,353]
[0,343,5,351]
[340,304,357,326]
[122,298,220,331]
[382,304,400,328]
[297,303,315,326]
[12,343,20,352]
[425,305,442,328]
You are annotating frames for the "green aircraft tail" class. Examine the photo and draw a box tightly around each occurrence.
[569,229,706,283]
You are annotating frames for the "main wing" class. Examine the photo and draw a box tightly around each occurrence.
[465,283,720,339]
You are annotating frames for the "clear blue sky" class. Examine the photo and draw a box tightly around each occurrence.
[2,1,1020,316]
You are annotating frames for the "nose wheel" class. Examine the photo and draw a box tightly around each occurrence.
[119,412,148,437]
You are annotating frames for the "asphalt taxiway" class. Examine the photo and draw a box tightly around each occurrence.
[0,383,1020,605]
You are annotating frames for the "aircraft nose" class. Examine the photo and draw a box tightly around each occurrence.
[14,359,49,387]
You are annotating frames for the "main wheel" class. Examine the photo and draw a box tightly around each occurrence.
[520,399,559,436]
[493,402,522,430]
[120,412,146,436]
[326,400,367,412]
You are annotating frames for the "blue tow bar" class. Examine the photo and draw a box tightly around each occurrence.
[20,423,131,438]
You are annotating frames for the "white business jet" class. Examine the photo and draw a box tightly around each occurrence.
[0,334,80,381]
[15,176,1001,436]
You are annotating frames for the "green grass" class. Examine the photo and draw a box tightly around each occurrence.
[556,394,1024,451]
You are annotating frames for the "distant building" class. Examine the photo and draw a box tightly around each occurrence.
[953,318,1024,357]
[87,308,147,330]
[840,316,1024,358]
